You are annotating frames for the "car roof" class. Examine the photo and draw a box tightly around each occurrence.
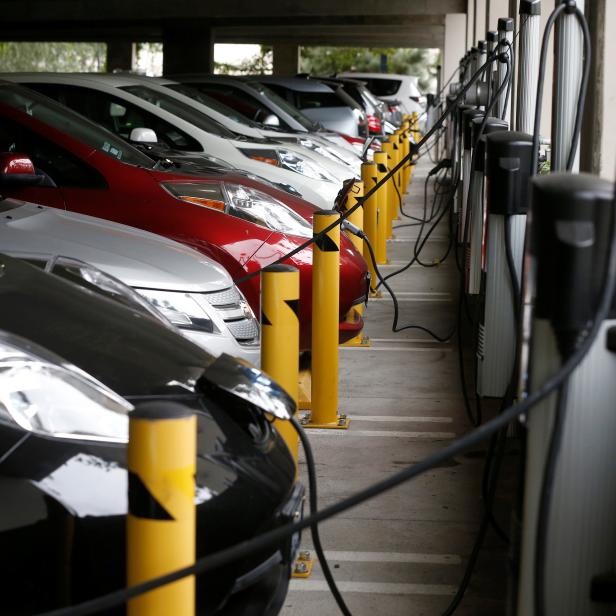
[338,72,418,81]
[0,72,155,88]
[318,76,366,89]
[167,74,266,92]
[248,76,335,93]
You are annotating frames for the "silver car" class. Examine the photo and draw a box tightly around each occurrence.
[250,76,361,137]
[0,198,260,364]
[166,74,361,155]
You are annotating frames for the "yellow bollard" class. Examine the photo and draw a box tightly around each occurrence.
[342,180,371,348]
[305,210,349,429]
[412,111,420,142]
[361,161,380,297]
[373,151,389,265]
[261,264,300,464]
[391,135,402,220]
[401,120,411,191]
[397,130,408,194]
[343,180,364,254]
[128,402,196,616]
[381,138,396,238]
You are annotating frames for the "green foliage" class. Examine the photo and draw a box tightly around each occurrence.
[0,42,106,72]
[538,159,551,175]
[215,46,273,75]
[299,46,438,91]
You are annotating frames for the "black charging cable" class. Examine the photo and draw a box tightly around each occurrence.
[232,47,514,288]
[530,0,591,175]
[377,167,456,286]
[340,219,455,342]
[36,225,616,616]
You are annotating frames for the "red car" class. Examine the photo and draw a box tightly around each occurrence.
[0,82,367,349]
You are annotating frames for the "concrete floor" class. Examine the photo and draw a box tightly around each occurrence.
[281,157,515,616]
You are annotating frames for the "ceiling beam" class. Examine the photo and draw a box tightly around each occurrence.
[215,26,444,49]
[1,0,465,22]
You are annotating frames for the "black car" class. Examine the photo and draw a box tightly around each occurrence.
[0,254,300,615]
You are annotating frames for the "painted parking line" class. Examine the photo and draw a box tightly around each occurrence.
[388,237,449,242]
[370,291,451,296]
[324,550,462,565]
[366,337,449,344]
[340,346,453,352]
[378,262,453,269]
[304,429,455,439]
[289,580,457,596]
[368,297,453,302]
[352,415,453,424]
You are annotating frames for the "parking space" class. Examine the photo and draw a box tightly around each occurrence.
[284,157,513,616]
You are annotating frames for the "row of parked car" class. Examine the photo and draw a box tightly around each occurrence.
[0,71,420,614]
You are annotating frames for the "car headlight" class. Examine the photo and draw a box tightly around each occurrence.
[161,182,312,238]
[135,289,221,334]
[224,184,312,238]
[297,137,358,172]
[278,149,338,182]
[38,256,174,328]
[239,147,337,182]
[0,332,132,443]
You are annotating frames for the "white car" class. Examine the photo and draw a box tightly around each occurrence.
[0,197,260,364]
[169,74,362,157]
[251,76,361,138]
[2,73,342,210]
[115,74,361,179]
[138,75,362,176]
[337,72,424,117]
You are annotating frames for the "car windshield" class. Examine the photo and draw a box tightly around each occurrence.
[120,85,237,139]
[164,83,262,129]
[365,78,402,97]
[360,86,383,108]
[247,81,317,132]
[0,83,155,168]
[330,84,363,111]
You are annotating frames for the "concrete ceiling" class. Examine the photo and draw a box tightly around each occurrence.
[0,0,464,48]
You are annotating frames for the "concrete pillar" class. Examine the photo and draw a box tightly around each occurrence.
[581,0,614,180]
[467,0,475,48]
[552,0,584,171]
[475,0,487,42]
[272,44,300,76]
[487,0,510,32]
[162,24,213,76]
[597,0,615,179]
[106,40,134,72]
[539,0,555,140]
[509,0,518,129]
[444,14,468,85]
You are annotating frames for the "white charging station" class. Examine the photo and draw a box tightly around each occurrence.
[477,131,533,398]
[516,174,616,616]
[466,116,508,295]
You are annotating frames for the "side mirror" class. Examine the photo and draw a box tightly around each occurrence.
[361,137,376,162]
[0,153,42,186]
[199,353,295,420]
[262,114,281,127]
[129,127,158,144]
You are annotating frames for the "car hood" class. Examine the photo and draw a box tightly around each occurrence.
[0,199,231,293]
[0,252,216,396]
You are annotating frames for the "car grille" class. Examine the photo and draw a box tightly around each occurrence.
[206,286,260,346]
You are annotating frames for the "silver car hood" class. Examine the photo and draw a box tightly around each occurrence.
[0,199,231,293]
